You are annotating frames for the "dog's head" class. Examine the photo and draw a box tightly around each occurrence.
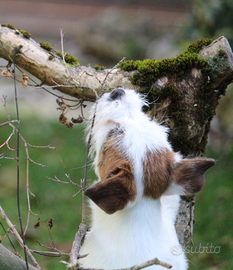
[88,88,147,132]
[85,88,215,214]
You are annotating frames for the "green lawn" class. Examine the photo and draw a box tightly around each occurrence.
[0,110,95,269]
[188,146,233,270]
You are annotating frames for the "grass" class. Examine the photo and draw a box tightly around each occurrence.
[0,110,95,269]
[188,145,233,270]
[0,109,232,269]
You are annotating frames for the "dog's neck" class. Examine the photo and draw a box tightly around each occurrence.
[83,196,180,270]
[90,197,165,262]
[91,196,163,232]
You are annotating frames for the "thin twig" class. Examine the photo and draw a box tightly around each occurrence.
[59,29,98,99]
[81,105,97,219]
[34,240,81,258]
[99,56,125,97]
[0,96,60,238]
[14,64,80,102]
[23,141,40,235]
[0,221,18,255]
[13,49,29,270]
[120,257,172,270]
[33,250,65,257]
[67,221,88,268]
[68,57,127,267]
[47,174,82,188]
[0,120,16,127]
[0,127,16,150]
[79,56,126,217]
[0,205,40,269]
[60,29,80,87]
[45,221,56,249]
[64,257,172,270]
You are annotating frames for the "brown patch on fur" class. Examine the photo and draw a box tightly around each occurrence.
[172,158,216,194]
[143,149,215,198]
[85,166,136,214]
[98,129,125,180]
[143,148,175,199]
[85,131,137,214]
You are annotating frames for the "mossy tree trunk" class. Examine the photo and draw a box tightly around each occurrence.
[0,24,233,266]
[145,37,233,247]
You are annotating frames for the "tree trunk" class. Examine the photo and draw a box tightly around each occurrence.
[0,244,38,270]
[1,24,233,265]
[148,37,233,247]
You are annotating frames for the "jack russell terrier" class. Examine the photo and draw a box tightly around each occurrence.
[80,88,215,270]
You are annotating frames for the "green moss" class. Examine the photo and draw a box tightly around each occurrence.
[152,85,186,122]
[14,45,23,55]
[120,37,213,102]
[93,64,106,70]
[1,24,32,39]
[120,38,218,156]
[40,42,53,52]
[48,55,55,60]
[120,60,141,71]
[218,49,227,57]
[1,23,16,30]
[55,50,79,66]
[64,52,79,66]
[151,85,192,154]
[120,41,211,91]
[55,50,62,58]
[18,29,32,39]
[186,38,212,53]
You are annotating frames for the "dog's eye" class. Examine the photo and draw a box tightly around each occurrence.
[108,168,122,178]
[110,88,125,100]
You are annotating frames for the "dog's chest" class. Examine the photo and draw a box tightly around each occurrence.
[80,199,185,270]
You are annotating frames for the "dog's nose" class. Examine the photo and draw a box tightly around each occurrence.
[110,88,125,100]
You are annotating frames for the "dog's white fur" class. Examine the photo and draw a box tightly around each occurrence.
[80,88,215,270]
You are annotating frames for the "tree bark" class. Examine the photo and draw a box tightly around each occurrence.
[0,25,136,100]
[0,244,38,270]
[149,36,233,247]
[1,24,233,264]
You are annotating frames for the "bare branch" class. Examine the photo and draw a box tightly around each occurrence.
[64,257,172,270]
[47,174,82,189]
[33,243,76,258]
[1,26,233,103]
[0,25,136,100]
[120,257,172,270]
[0,97,60,237]
[0,205,40,269]
[60,29,80,87]
[68,222,88,268]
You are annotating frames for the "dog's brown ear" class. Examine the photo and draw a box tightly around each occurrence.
[173,158,216,195]
[85,165,136,214]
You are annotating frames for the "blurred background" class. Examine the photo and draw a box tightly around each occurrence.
[0,0,233,269]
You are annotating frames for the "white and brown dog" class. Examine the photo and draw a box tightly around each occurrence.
[80,88,215,270]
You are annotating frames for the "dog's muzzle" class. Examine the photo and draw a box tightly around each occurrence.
[110,88,125,100]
